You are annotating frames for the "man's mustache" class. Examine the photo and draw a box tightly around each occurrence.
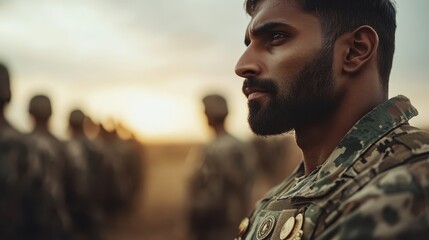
[242,77,278,95]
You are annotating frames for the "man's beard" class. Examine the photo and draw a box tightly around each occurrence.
[244,45,337,136]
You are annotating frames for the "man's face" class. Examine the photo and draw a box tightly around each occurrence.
[235,0,338,135]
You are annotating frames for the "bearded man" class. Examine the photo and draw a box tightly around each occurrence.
[234,0,429,239]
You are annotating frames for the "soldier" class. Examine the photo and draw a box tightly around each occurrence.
[93,121,143,220]
[249,135,301,204]
[188,94,255,240]
[65,109,106,239]
[0,63,19,138]
[234,0,429,239]
[26,94,71,237]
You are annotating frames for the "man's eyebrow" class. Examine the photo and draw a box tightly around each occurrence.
[244,21,294,46]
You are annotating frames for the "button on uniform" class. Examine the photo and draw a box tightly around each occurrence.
[235,217,250,239]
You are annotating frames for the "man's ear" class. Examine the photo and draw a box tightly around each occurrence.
[342,25,379,74]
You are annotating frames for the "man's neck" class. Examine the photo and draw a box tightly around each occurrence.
[213,125,227,137]
[33,122,50,133]
[295,90,386,175]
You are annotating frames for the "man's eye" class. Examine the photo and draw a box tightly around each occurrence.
[273,33,286,40]
[269,32,288,45]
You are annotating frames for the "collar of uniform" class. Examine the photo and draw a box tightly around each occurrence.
[279,95,418,200]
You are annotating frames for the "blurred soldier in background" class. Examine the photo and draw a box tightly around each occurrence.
[65,109,107,239]
[0,63,19,138]
[26,94,71,237]
[28,94,64,152]
[187,94,255,240]
[94,121,143,220]
[249,135,301,203]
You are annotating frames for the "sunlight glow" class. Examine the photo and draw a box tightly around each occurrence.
[85,87,208,143]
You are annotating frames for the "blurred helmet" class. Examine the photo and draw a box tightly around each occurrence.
[69,109,85,130]
[29,95,52,121]
[202,94,228,120]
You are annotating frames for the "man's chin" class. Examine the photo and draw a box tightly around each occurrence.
[247,99,294,135]
[248,114,294,136]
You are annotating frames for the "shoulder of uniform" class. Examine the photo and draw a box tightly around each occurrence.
[406,155,429,194]
[373,126,429,173]
[393,126,429,154]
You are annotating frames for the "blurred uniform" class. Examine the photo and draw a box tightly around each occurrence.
[26,94,71,237]
[188,94,255,240]
[0,134,73,240]
[249,135,301,206]
[65,109,107,239]
[235,96,429,240]
[93,122,143,220]
[108,130,144,213]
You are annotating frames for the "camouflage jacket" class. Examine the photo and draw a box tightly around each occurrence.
[189,132,256,240]
[237,95,429,240]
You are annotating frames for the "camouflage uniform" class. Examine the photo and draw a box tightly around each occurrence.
[189,132,255,240]
[92,125,143,219]
[0,131,72,239]
[24,94,72,238]
[65,131,107,239]
[236,95,429,240]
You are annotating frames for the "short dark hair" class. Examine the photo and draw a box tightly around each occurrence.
[244,0,396,91]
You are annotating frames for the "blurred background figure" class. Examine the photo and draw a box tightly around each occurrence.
[26,94,72,237]
[94,120,144,220]
[249,135,302,203]
[0,63,19,138]
[187,94,255,240]
[65,109,107,239]
[65,110,145,239]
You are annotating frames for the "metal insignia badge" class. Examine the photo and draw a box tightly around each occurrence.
[291,213,304,239]
[256,215,276,240]
[280,216,295,240]
[289,213,304,240]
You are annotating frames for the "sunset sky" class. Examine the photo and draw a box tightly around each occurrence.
[0,0,428,143]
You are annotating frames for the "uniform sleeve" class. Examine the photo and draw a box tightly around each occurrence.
[318,159,429,240]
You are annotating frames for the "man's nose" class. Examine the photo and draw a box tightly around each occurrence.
[234,47,262,78]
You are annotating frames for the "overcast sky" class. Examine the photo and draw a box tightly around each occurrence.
[0,0,428,142]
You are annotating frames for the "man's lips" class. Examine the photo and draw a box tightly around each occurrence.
[243,87,269,100]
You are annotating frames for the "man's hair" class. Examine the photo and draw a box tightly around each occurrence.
[245,0,396,91]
